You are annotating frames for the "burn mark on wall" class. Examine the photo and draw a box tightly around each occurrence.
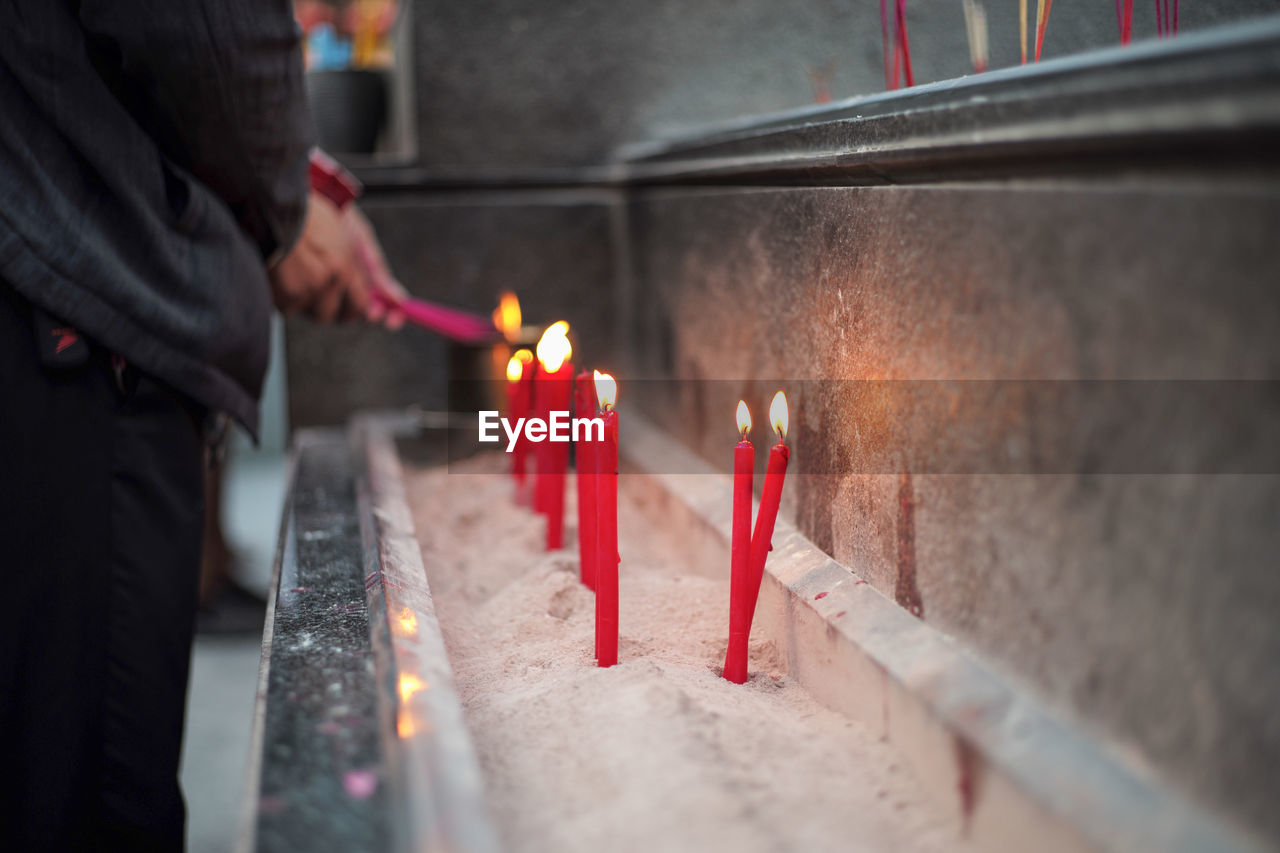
[895,471,924,618]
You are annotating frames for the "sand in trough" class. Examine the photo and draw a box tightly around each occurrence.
[406,453,964,853]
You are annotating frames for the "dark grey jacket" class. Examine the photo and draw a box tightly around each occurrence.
[0,0,313,434]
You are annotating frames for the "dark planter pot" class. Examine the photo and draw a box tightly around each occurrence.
[305,69,388,154]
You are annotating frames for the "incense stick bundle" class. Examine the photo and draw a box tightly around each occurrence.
[895,0,914,86]
[880,0,894,89]
[962,0,989,73]
[1157,0,1179,37]
[1020,0,1028,64]
[1034,0,1053,61]
[1120,0,1133,43]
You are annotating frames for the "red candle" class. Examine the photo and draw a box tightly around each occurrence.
[574,370,599,591]
[531,359,548,514]
[746,392,790,628]
[535,322,573,550]
[594,371,619,667]
[506,350,534,496]
[723,400,755,684]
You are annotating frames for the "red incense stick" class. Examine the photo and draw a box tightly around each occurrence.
[895,0,914,87]
[1034,0,1053,61]
[880,0,894,89]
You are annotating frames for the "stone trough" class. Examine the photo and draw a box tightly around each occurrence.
[238,412,1266,853]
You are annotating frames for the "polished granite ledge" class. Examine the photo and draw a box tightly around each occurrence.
[240,424,498,853]
[243,429,390,853]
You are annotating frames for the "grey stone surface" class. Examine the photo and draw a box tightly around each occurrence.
[619,180,1280,840]
[250,431,390,852]
[286,191,618,427]
[408,0,1280,170]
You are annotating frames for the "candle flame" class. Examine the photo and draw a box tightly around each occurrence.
[594,370,617,409]
[398,673,426,704]
[736,400,752,436]
[504,350,524,379]
[396,606,418,637]
[536,322,572,372]
[492,291,522,343]
[397,707,416,739]
[770,391,789,441]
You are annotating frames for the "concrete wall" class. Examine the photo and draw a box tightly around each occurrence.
[409,0,1280,169]
[620,181,1280,839]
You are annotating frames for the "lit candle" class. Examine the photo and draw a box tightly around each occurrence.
[535,322,573,550]
[594,371,619,667]
[531,355,548,515]
[574,369,599,591]
[492,291,522,344]
[491,291,523,410]
[506,350,534,495]
[723,400,755,684]
[746,392,790,628]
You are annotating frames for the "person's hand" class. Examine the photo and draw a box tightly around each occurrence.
[269,191,369,323]
[341,205,406,330]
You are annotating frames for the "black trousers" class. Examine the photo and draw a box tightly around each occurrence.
[0,284,206,851]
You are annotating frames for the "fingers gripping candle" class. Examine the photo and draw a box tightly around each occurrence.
[594,371,619,667]
[723,401,755,684]
[746,392,790,629]
[574,369,599,591]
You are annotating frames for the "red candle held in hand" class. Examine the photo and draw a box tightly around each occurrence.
[594,371,619,667]
[574,370,599,591]
[506,350,534,494]
[746,392,790,628]
[723,400,755,684]
[535,322,573,550]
